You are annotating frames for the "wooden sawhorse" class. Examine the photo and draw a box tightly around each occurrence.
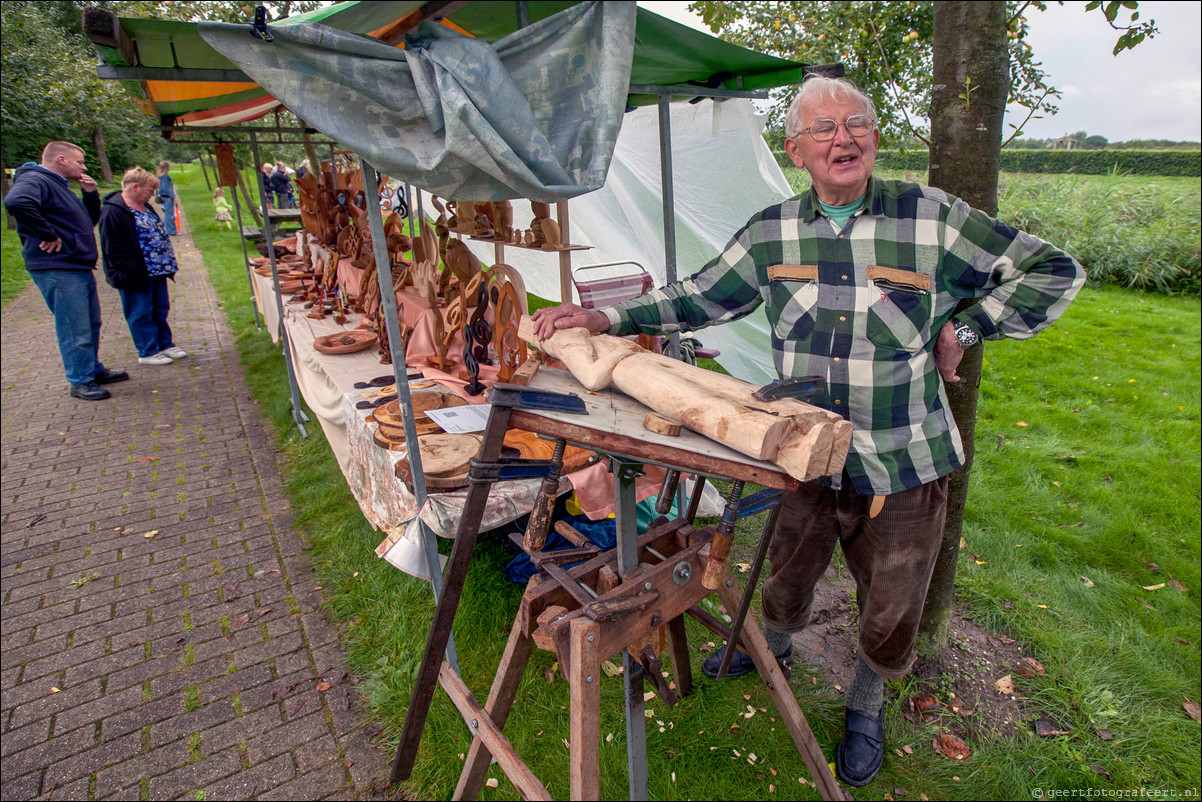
[392,368,843,800]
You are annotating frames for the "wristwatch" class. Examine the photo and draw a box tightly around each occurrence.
[952,319,981,348]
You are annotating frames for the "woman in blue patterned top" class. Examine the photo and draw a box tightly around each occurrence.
[99,167,187,366]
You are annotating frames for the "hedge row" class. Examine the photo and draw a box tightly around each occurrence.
[773,149,1201,177]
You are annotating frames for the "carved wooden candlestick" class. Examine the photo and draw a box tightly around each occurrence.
[460,326,486,397]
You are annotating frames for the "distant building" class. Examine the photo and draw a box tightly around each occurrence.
[1052,136,1079,151]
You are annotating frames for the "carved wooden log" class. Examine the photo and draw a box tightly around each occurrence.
[517,318,850,481]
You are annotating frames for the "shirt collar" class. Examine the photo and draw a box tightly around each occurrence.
[801,176,880,222]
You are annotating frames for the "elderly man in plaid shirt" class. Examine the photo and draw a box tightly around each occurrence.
[533,76,1084,786]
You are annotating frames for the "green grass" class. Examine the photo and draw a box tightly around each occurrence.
[2,220,29,308]
[171,160,1201,799]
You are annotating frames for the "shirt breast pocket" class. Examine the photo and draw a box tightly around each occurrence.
[865,266,934,352]
[767,264,820,342]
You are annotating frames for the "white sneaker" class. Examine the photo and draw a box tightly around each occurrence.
[159,346,188,359]
[138,353,174,366]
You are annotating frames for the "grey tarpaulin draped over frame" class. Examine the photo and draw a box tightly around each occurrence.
[199,1,636,202]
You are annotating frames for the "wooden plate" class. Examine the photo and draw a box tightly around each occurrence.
[394,433,483,491]
[314,330,378,355]
[374,392,468,434]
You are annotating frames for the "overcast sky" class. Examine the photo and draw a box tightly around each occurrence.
[639,0,1202,143]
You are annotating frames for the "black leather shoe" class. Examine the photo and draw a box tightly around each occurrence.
[69,382,111,401]
[94,369,129,385]
[836,705,885,787]
[701,643,792,679]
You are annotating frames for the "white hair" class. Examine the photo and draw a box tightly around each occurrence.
[785,77,877,139]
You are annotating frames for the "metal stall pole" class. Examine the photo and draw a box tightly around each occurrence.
[226,143,261,330]
[250,132,310,437]
[612,460,649,801]
[360,159,460,674]
[656,93,681,362]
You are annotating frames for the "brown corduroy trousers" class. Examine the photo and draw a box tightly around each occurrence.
[760,476,949,679]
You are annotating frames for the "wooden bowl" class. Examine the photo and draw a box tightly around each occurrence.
[313,330,378,355]
[502,430,596,473]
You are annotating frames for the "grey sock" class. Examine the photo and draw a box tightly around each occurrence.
[762,627,792,658]
[845,654,885,716]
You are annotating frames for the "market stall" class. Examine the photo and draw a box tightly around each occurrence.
[85,3,848,796]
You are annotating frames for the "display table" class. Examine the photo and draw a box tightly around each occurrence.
[249,235,713,580]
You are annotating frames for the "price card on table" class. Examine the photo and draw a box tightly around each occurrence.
[425,404,490,434]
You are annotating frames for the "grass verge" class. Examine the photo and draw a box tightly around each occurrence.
[175,161,1200,799]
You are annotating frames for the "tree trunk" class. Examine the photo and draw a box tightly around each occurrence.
[235,164,262,224]
[91,126,113,185]
[303,131,322,186]
[197,150,213,191]
[916,1,1009,655]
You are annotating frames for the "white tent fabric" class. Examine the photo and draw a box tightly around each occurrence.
[423,98,795,384]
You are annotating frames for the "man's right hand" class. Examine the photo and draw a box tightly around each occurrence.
[530,303,609,340]
[38,238,63,253]
[76,173,97,193]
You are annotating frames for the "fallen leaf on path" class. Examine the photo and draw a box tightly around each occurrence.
[1016,657,1046,677]
[903,745,913,755]
[932,733,970,761]
[994,675,1015,695]
[315,681,331,692]
[26,514,46,528]
[142,530,158,538]
[999,636,1015,644]
[485,779,499,788]
[1184,697,1201,723]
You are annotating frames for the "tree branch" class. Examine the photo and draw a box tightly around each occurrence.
[867,18,930,146]
[1006,1,1035,30]
[1000,85,1055,149]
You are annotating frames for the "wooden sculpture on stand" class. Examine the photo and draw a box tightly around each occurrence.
[424,283,455,371]
[468,280,492,367]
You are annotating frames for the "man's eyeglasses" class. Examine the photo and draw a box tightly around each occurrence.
[795,115,877,142]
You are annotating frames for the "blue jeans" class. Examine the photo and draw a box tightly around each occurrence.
[118,277,174,357]
[160,196,177,235]
[29,269,107,385]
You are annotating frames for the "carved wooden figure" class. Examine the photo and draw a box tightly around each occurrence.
[424,283,455,371]
[493,280,526,382]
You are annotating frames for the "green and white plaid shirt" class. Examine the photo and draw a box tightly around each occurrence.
[603,178,1085,495]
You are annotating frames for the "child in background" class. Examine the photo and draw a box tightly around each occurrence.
[213,187,233,230]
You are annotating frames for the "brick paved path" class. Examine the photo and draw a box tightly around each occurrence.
[1,220,391,799]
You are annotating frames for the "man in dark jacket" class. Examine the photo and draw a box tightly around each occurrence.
[2,141,128,400]
[270,162,294,209]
